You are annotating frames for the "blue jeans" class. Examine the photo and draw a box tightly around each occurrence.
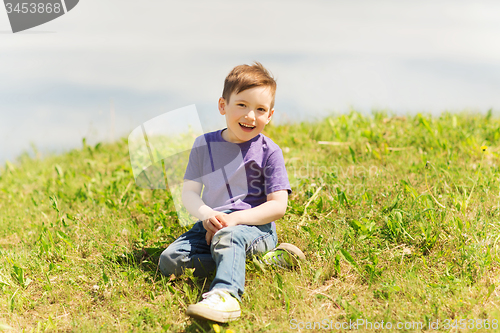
[158,217,277,301]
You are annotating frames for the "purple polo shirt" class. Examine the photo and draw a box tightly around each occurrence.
[184,129,291,213]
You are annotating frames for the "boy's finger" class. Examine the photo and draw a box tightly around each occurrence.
[209,223,218,234]
[209,216,223,229]
[215,214,228,227]
[209,222,220,233]
[203,220,217,234]
[205,231,213,245]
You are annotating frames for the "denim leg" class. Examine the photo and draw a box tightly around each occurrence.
[158,221,215,277]
[209,223,277,301]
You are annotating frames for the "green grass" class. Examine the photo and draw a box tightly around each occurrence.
[1,111,500,332]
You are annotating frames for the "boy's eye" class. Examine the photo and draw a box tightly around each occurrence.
[258,108,266,112]
[237,104,245,107]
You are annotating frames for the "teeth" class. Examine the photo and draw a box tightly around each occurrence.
[240,123,255,128]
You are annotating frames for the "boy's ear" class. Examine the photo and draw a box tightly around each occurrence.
[218,97,226,115]
[266,108,275,124]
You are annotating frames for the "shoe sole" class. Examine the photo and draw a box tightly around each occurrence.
[277,243,306,261]
[187,304,241,323]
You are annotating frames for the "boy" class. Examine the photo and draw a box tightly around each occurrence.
[158,62,304,323]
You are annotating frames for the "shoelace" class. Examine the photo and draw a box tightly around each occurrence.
[200,290,226,305]
[264,252,286,266]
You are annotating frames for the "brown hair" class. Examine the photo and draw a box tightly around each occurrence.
[222,62,277,109]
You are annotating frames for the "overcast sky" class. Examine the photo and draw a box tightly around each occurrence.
[1,0,500,163]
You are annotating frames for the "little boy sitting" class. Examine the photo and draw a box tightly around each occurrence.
[158,62,304,323]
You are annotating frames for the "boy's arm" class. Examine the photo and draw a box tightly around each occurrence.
[182,180,225,235]
[181,179,215,221]
[216,190,288,227]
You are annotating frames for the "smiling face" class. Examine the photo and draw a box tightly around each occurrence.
[218,86,275,144]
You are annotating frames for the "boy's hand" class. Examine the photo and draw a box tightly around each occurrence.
[202,212,228,235]
[202,212,234,245]
[205,230,214,245]
[202,216,222,234]
[214,213,239,228]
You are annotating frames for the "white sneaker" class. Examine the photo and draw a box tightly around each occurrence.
[187,289,241,322]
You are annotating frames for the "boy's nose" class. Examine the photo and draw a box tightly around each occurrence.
[246,110,256,120]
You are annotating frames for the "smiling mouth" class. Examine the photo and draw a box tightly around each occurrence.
[239,123,256,129]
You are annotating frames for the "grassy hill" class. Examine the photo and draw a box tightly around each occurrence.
[1,111,500,332]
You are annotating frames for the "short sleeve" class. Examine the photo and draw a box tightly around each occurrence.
[264,149,292,195]
[183,137,204,182]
